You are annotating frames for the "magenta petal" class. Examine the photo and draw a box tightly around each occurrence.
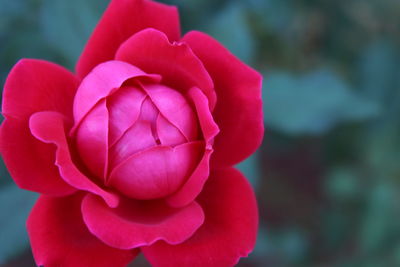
[0,59,78,196]
[107,86,147,146]
[81,194,204,250]
[0,119,76,196]
[187,87,219,144]
[142,168,258,267]
[143,83,198,141]
[28,194,138,267]
[76,0,181,78]
[72,60,160,132]
[2,59,78,121]
[109,120,157,169]
[166,88,219,207]
[182,31,264,167]
[157,114,186,146]
[29,111,119,207]
[139,97,159,126]
[115,28,216,109]
[108,142,203,200]
[166,149,212,208]
[75,100,109,180]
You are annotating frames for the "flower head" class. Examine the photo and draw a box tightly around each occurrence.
[0,0,263,266]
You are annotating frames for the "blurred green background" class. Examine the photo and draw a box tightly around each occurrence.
[1,0,400,266]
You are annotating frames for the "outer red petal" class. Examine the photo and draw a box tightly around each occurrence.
[166,88,219,207]
[182,31,264,167]
[0,120,76,196]
[142,168,258,267]
[2,59,78,120]
[75,99,109,181]
[76,0,181,79]
[115,29,216,109]
[81,194,204,249]
[0,59,79,196]
[29,111,119,207]
[27,193,138,267]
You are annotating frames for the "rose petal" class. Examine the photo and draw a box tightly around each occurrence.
[76,0,181,78]
[156,114,186,146]
[72,60,160,132]
[29,111,119,207]
[187,87,219,144]
[139,97,159,130]
[0,119,76,196]
[182,31,264,167]
[75,100,109,180]
[143,83,199,141]
[81,194,204,250]
[166,87,219,207]
[142,168,258,267]
[109,120,157,170]
[2,59,78,120]
[108,142,203,200]
[107,85,147,146]
[0,59,78,196]
[115,28,216,109]
[27,193,138,267]
[166,148,212,208]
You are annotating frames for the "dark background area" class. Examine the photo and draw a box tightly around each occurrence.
[1,0,400,266]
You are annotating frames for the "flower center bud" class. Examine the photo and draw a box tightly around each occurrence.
[74,81,202,200]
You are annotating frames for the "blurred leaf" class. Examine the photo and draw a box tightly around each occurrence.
[206,1,255,63]
[160,0,227,31]
[263,68,381,135]
[320,210,349,251]
[0,158,12,188]
[262,227,309,265]
[395,243,400,265]
[325,166,361,201]
[363,125,400,179]
[0,0,29,34]
[359,182,397,254]
[357,39,399,104]
[278,228,309,263]
[0,185,37,263]
[40,0,108,68]
[248,0,294,38]
[253,227,270,257]
[237,152,261,190]
[1,31,55,62]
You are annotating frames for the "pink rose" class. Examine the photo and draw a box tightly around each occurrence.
[0,0,263,266]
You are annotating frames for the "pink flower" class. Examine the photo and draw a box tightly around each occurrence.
[0,0,263,266]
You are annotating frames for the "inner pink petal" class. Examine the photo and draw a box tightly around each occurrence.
[72,60,160,131]
[187,87,220,144]
[142,83,199,141]
[107,86,147,146]
[109,120,157,171]
[29,111,119,207]
[140,97,160,143]
[157,114,186,146]
[108,141,203,200]
[75,99,108,181]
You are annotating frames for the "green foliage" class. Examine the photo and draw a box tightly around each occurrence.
[237,152,261,189]
[0,185,37,263]
[40,0,108,69]
[205,1,255,64]
[264,69,380,135]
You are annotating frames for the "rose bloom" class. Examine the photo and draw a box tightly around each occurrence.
[0,0,263,266]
